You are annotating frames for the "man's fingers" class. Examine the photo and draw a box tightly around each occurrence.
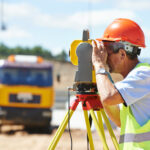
[92,40,106,56]
[92,40,97,48]
[96,40,104,50]
[96,40,101,49]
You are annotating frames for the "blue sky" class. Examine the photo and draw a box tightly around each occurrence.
[0,0,150,59]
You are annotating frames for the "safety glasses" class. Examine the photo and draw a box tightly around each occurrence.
[103,41,124,53]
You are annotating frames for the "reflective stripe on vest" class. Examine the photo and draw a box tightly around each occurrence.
[119,132,150,144]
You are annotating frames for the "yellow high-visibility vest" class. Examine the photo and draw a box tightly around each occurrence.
[119,63,150,150]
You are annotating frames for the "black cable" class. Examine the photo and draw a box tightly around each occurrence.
[87,114,92,150]
[68,88,73,150]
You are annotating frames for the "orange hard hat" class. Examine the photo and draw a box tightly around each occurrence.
[97,18,145,47]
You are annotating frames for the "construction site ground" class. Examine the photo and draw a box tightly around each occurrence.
[0,106,120,150]
[0,124,120,150]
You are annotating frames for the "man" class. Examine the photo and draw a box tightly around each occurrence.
[92,18,150,149]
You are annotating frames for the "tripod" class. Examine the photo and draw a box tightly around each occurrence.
[48,92,119,150]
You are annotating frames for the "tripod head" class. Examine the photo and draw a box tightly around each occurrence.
[70,30,97,93]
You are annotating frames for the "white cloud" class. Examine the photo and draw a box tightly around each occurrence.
[36,9,135,29]
[118,0,150,10]
[3,2,136,29]
[2,2,136,30]
[0,26,32,39]
[89,10,135,26]
[2,2,39,21]
[56,0,103,2]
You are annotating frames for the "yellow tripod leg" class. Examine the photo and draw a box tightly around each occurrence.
[101,109,119,150]
[89,109,109,150]
[83,110,95,150]
[48,109,74,150]
[96,110,106,139]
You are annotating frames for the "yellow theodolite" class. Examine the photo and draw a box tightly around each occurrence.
[48,30,119,150]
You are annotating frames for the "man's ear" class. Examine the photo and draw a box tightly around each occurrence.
[119,49,126,60]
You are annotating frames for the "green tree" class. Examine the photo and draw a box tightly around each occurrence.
[55,50,68,61]
[0,43,10,56]
[31,46,53,58]
[0,43,67,61]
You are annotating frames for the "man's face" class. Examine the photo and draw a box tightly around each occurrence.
[103,41,122,73]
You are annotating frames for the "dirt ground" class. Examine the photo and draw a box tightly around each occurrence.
[0,125,120,150]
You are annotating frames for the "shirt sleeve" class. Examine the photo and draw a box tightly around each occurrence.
[115,67,150,106]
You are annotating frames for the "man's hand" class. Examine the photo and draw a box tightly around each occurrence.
[92,40,108,71]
